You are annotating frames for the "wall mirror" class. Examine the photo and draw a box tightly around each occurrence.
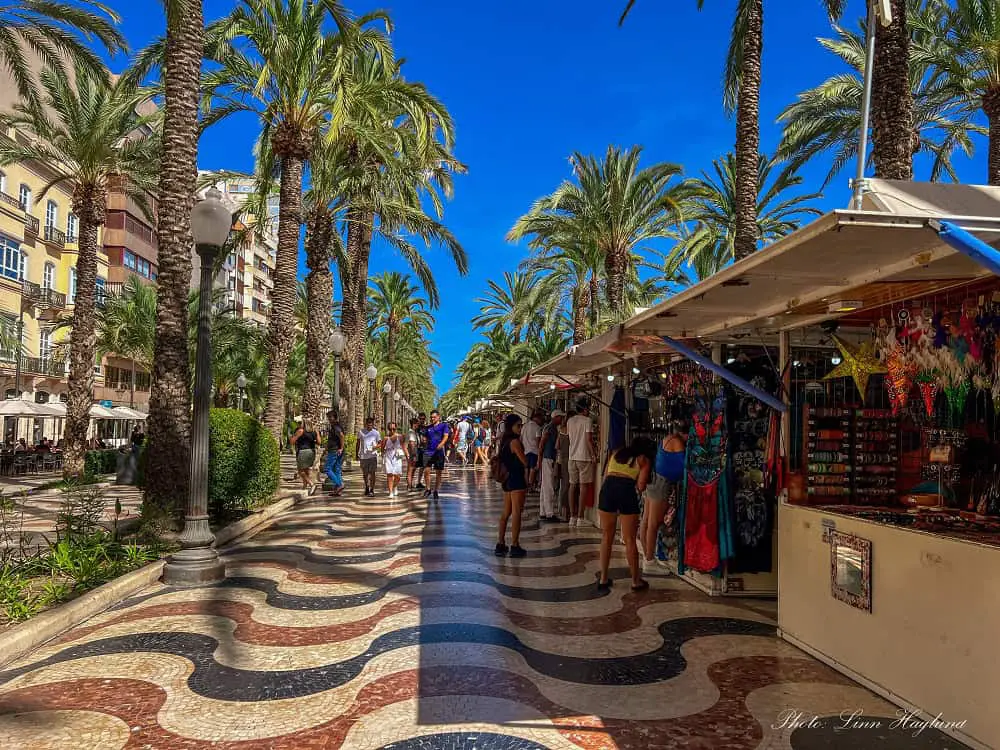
[830,531,872,612]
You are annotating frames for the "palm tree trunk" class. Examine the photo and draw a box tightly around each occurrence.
[262,153,304,442]
[733,0,762,261]
[588,274,599,333]
[302,208,333,426]
[145,0,201,513]
[984,89,1000,186]
[340,207,374,435]
[63,213,99,478]
[573,284,588,345]
[871,0,913,180]
[604,252,626,311]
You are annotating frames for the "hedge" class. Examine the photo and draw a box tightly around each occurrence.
[84,449,119,477]
[208,408,280,524]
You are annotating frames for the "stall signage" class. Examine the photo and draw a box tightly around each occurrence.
[100,400,113,408]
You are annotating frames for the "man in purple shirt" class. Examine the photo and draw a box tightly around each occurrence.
[423,409,451,500]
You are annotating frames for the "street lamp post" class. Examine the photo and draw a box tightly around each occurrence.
[365,364,377,418]
[236,372,247,413]
[330,327,345,419]
[382,381,392,426]
[163,188,231,586]
[393,391,401,425]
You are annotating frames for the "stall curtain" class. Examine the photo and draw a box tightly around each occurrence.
[608,386,626,452]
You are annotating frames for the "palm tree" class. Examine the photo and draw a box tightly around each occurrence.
[95,276,156,409]
[471,271,547,342]
[332,51,466,434]
[509,145,687,311]
[872,0,915,180]
[0,65,158,478]
[933,0,1000,184]
[368,272,434,362]
[204,0,389,441]
[135,0,205,516]
[660,153,822,282]
[779,0,981,186]
[0,1,126,104]
[524,246,596,345]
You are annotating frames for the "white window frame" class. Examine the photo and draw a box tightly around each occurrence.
[45,199,57,230]
[69,267,77,303]
[18,185,30,212]
[42,262,54,290]
[0,237,19,280]
[0,171,6,195]
[39,329,51,361]
[20,252,27,282]
[66,213,77,242]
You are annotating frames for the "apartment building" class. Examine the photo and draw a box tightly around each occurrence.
[0,62,156,441]
[196,172,276,327]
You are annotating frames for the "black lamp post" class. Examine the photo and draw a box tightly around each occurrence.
[236,372,247,412]
[162,187,230,586]
[365,364,377,418]
[330,327,345,419]
[382,381,391,426]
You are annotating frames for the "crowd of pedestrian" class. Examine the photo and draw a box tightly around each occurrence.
[286,396,681,593]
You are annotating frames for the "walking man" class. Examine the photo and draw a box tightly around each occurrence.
[357,416,381,497]
[406,417,420,491]
[423,409,451,500]
[567,398,595,526]
[556,410,571,520]
[522,410,543,493]
[539,409,563,521]
[323,410,345,497]
[414,412,428,490]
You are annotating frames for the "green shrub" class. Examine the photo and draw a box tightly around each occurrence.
[83,449,118,477]
[343,432,357,460]
[208,409,280,524]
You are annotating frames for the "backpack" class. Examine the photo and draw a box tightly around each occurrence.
[490,449,509,484]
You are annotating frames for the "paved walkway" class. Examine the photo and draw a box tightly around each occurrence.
[0,467,969,749]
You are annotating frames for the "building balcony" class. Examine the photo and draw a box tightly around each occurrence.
[24,214,39,237]
[36,286,67,309]
[43,225,66,247]
[21,355,67,377]
[0,192,21,211]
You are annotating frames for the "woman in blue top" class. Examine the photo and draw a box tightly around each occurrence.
[642,421,687,574]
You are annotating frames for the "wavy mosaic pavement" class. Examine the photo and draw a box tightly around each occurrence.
[0,467,969,749]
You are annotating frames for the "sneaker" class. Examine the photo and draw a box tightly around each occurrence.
[424,489,432,498]
[570,517,578,527]
[433,490,440,500]
[508,545,527,558]
[416,483,426,490]
[642,558,658,575]
[494,543,508,556]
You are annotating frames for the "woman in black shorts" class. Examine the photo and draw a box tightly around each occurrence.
[597,437,657,592]
[496,413,528,558]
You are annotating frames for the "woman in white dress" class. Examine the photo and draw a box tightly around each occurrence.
[382,422,405,498]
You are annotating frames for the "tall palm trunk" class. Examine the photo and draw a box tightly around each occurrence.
[983,89,1000,185]
[262,148,305,441]
[733,0,762,261]
[340,207,374,434]
[572,283,589,345]
[871,0,913,180]
[64,187,103,478]
[588,274,599,333]
[604,251,626,311]
[145,0,201,512]
[302,207,333,426]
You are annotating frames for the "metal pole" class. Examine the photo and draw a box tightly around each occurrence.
[333,355,340,420]
[852,0,877,210]
[367,380,373,418]
[162,243,225,585]
[238,387,244,413]
[13,291,24,399]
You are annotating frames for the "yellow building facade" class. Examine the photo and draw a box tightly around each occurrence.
[0,131,112,442]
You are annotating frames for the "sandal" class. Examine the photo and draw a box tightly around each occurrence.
[631,579,650,592]
[596,578,613,592]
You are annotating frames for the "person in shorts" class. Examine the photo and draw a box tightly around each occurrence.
[356,416,381,497]
[597,437,656,592]
[423,410,451,500]
[406,417,420,491]
[642,420,686,573]
[521,411,543,492]
[566,398,596,526]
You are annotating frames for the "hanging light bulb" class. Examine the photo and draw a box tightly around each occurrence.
[607,374,615,382]
[659,372,667,379]
[726,356,736,364]
[793,360,802,367]
[831,355,842,365]
[549,383,556,390]
[631,366,641,375]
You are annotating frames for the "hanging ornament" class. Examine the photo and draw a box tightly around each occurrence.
[918,379,939,417]
[823,336,887,402]
[885,349,916,415]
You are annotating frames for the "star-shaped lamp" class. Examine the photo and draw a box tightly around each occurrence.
[823,336,887,401]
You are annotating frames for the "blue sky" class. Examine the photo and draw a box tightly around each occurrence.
[111,0,987,396]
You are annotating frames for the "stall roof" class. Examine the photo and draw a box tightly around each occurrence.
[529,180,1000,379]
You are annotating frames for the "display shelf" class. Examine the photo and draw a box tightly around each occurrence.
[852,408,898,505]
[803,405,852,500]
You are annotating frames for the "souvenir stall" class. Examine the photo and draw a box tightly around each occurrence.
[571,178,1000,750]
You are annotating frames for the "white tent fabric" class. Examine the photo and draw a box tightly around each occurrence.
[0,400,51,418]
[88,404,118,419]
[111,406,147,420]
